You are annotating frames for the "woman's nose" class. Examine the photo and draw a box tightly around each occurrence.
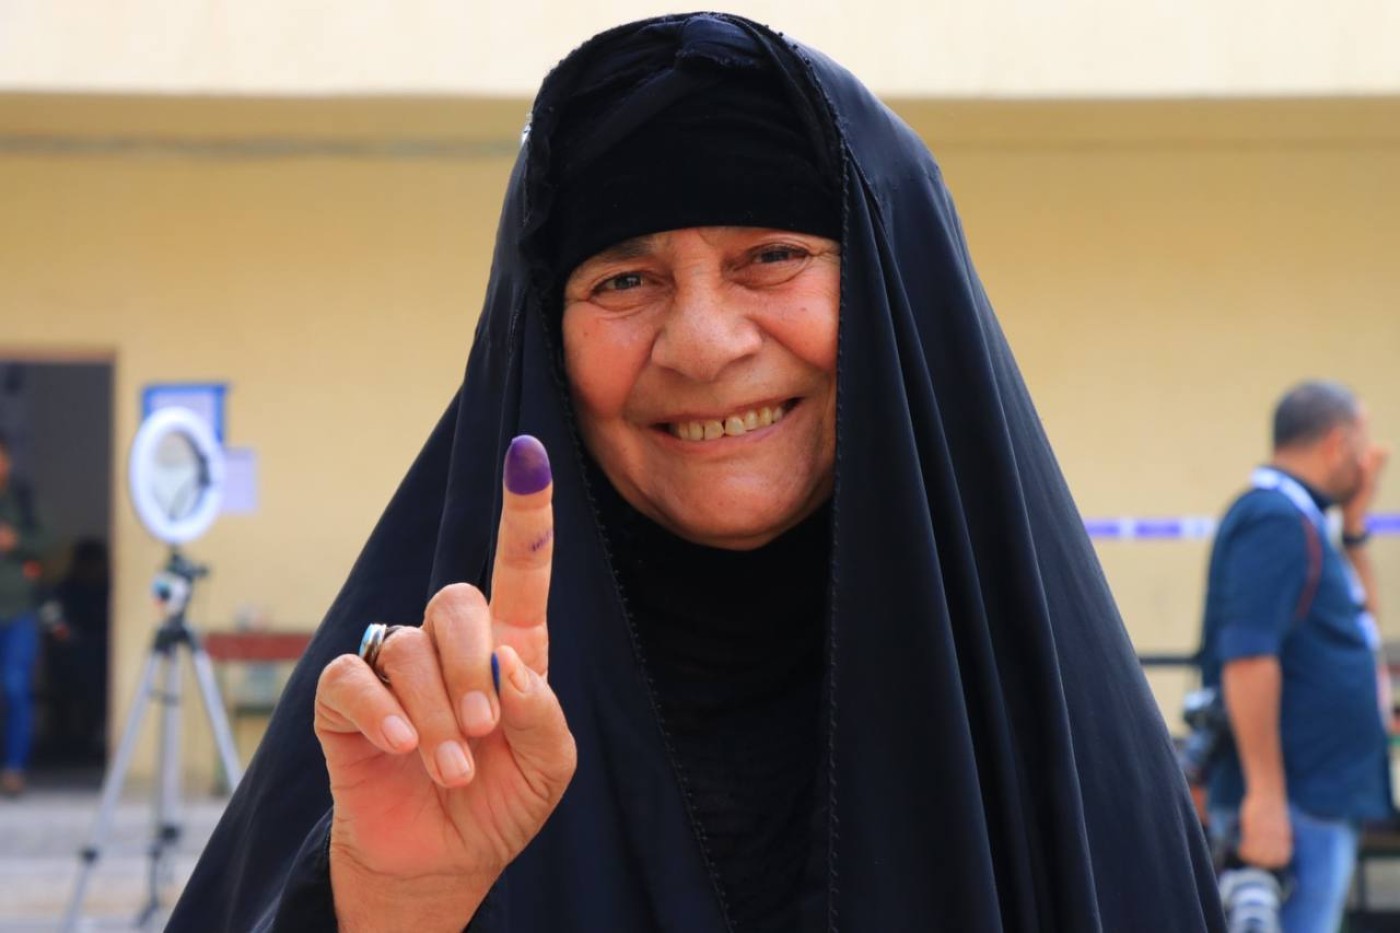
[650,279,763,382]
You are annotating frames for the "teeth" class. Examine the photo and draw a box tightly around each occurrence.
[670,404,789,442]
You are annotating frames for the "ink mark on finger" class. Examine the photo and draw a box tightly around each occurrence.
[504,436,552,495]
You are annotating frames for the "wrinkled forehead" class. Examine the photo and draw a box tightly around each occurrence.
[579,234,658,266]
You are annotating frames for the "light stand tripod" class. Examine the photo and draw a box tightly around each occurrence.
[62,548,243,931]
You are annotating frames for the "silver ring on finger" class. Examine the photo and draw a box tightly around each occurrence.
[357,622,400,684]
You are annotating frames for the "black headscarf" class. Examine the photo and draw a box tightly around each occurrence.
[171,14,1223,931]
[543,65,840,276]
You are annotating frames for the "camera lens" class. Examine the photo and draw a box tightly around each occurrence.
[1219,866,1283,933]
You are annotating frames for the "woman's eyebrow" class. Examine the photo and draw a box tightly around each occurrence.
[589,235,658,264]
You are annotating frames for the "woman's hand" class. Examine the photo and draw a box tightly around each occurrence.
[313,436,576,930]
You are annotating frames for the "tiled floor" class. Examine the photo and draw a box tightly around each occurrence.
[5,768,1400,930]
[0,770,223,932]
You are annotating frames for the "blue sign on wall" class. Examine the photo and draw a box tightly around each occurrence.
[140,382,228,444]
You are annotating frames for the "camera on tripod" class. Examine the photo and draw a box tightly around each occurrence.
[152,551,210,616]
[64,406,242,931]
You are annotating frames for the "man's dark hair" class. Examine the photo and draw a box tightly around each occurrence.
[1273,380,1358,450]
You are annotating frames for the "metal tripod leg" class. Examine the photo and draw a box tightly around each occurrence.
[188,638,244,787]
[62,620,246,931]
[134,643,184,930]
[61,649,165,933]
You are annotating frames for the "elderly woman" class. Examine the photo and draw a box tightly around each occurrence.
[172,13,1222,932]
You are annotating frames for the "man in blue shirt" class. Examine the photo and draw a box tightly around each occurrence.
[1201,380,1390,931]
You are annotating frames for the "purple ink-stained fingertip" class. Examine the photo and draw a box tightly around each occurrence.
[504,435,551,495]
[491,652,501,695]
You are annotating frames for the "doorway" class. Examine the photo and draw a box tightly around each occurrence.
[0,358,114,783]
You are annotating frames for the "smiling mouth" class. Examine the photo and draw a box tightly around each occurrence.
[662,400,798,442]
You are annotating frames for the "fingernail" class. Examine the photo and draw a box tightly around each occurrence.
[491,652,501,695]
[504,435,551,495]
[382,715,415,750]
[461,691,493,732]
[436,741,471,782]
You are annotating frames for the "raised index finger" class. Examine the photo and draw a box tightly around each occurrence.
[490,435,554,673]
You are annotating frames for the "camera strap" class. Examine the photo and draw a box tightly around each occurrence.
[1249,468,1325,626]
[1248,470,1390,752]
[1250,467,1379,651]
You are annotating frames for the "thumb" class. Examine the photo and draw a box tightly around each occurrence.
[495,645,577,804]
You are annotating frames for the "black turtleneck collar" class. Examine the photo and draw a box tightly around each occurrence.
[591,464,833,661]
[586,457,831,932]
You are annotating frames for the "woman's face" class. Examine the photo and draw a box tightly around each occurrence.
[563,226,839,550]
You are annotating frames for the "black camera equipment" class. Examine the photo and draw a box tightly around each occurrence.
[1179,686,1233,786]
[1217,844,1291,933]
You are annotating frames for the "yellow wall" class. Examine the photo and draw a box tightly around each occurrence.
[6,1,1400,98]
[923,99,1400,726]
[2,94,1397,784]
[1,96,521,785]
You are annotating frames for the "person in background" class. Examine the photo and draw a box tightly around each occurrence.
[0,432,50,797]
[44,538,111,763]
[1200,380,1391,930]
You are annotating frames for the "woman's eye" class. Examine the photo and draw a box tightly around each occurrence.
[597,272,644,293]
[755,246,805,264]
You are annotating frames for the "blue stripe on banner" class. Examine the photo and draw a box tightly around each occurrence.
[1370,514,1400,534]
[1133,519,1182,539]
[1085,512,1400,541]
[1083,521,1122,539]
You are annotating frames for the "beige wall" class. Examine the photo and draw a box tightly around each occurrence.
[2,94,1397,784]
[930,99,1400,724]
[1,96,519,785]
[4,1,1400,98]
